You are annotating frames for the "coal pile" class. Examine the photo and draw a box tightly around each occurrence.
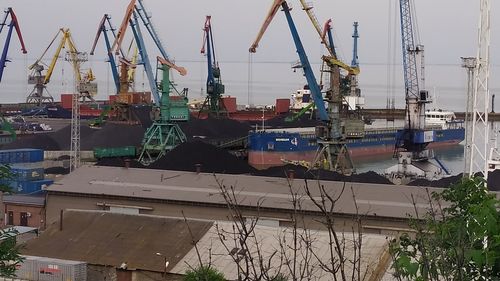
[2,123,146,151]
[45,167,70,175]
[253,165,393,184]
[407,174,463,188]
[97,140,255,174]
[179,118,251,139]
[407,171,500,190]
[1,134,60,150]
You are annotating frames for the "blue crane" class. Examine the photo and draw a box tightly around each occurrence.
[351,22,359,69]
[385,0,445,184]
[0,7,27,83]
[250,0,352,172]
[250,0,327,121]
[397,0,429,151]
[200,15,225,117]
[90,14,122,94]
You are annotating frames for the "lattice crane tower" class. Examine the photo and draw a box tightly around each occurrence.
[469,0,491,179]
[66,51,89,172]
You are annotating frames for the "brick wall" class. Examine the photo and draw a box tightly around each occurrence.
[5,204,44,228]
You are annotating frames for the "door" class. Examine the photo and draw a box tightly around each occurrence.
[7,211,13,225]
[20,212,28,226]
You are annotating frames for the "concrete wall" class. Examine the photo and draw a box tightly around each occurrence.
[45,193,410,234]
[44,151,94,160]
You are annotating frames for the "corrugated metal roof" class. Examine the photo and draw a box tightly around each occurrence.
[4,226,38,235]
[3,194,45,206]
[47,165,445,220]
[171,221,391,280]
[21,210,213,273]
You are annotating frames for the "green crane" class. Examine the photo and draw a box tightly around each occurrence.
[137,57,189,165]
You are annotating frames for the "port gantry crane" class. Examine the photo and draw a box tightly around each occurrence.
[111,0,189,165]
[0,7,27,84]
[298,0,365,137]
[384,0,445,184]
[250,0,353,173]
[27,28,97,105]
[199,15,226,118]
[90,14,122,95]
[90,14,141,125]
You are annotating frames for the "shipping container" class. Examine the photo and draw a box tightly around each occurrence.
[10,162,44,169]
[18,256,87,281]
[131,92,152,104]
[222,97,237,113]
[15,257,36,280]
[0,149,44,164]
[10,167,44,181]
[275,98,290,114]
[60,94,73,109]
[2,179,53,193]
[110,94,133,104]
[93,146,136,159]
[79,108,102,117]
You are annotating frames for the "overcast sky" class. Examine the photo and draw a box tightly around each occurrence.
[0,0,499,110]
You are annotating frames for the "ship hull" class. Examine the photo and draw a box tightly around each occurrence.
[248,127,465,169]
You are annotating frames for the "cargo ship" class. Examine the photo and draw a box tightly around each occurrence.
[248,110,465,169]
[190,96,290,121]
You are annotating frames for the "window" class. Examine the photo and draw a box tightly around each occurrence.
[267,142,274,150]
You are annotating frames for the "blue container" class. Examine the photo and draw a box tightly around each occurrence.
[0,149,44,164]
[13,179,53,194]
[10,167,44,181]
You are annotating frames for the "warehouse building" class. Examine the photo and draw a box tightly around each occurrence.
[43,165,442,233]
[22,210,394,281]
[3,194,45,228]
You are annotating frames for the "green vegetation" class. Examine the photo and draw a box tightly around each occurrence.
[390,177,500,280]
[0,164,12,193]
[183,265,226,281]
[0,229,24,277]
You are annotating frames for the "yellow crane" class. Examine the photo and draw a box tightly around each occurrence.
[27,28,96,104]
[297,0,359,76]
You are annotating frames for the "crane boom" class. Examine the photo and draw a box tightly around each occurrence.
[129,10,158,105]
[157,56,187,76]
[110,0,136,55]
[90,14,121,93]
[399,0,420,103]
[249,0,283,53]
[134,0,171,60]
[0,7,27,83]
[298,0,333,55]
[298,1,358,77]
[250,0,328,121]
[44,28,81,84]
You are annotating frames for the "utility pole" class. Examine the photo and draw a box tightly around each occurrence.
[66,51,88,173]
[461,57,476,177]
[470,0,490,180]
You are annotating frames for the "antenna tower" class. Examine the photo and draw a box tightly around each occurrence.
[469,0,490,179]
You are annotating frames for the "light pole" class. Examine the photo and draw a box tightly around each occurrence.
[461,57,477,177]
[155,252,169,279]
